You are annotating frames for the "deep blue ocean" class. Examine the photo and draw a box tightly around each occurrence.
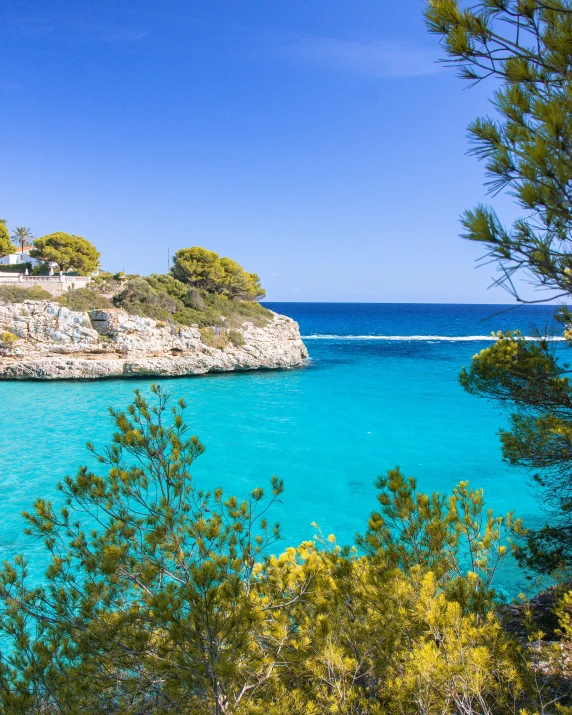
[0,303,563,592]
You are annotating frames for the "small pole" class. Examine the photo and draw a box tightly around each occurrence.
[167,247,170,273]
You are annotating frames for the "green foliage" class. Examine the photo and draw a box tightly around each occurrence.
[172,246,265,300]
[113,276,184,322]
[0,284,52,303]
[57,287,112,312]
[229,329,246,347]
[171,246,225,291]
[425,0,572,299]
[219,255,265,301]
[426,0,572,576]
[145,272,190,302]
[30,232,100,275]
[11,226,33,253]
[199,326,230,349]
[90,272,128,298]
[357,467,524,613]
[460,331,572,572]
[0,331,18,349]
[0,219,12,257]
[186,287,205,310]
[0,263,32,273]
[114,274,272,330]
[93,270,114,281]
[0,386,544,714]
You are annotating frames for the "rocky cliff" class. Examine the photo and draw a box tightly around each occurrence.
[0,301,308,380]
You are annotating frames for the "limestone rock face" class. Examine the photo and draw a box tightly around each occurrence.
[0,301,309,380]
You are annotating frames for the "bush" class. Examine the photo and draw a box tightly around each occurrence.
[174,306,224,328]
[199,326,229,349]
[0,285,52,303]
[93,271,114,281]
[0,263,32,274]
[113,278,184,322]
[58,287,112,312]
[111,274,272,330]
[145,273,189,302]
[0,387,543,715]
[228,329,246,347]
[90,273,127,298]
[0,331,18,348]
[222,296,272,327]
[194,292,271,329]
[185,288,204,310]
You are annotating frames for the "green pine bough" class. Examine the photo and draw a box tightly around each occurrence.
[1,385,561,715]
[426,0,572,574]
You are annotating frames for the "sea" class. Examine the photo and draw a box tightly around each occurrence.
[0,302,564,593]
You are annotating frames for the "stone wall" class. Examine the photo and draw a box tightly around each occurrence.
[0,275,91,296]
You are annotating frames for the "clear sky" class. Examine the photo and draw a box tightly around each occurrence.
[1,0,543,303]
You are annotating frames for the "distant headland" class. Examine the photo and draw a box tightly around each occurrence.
[0,226,308,379]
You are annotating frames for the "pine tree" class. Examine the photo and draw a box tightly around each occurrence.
[426,0,572,573]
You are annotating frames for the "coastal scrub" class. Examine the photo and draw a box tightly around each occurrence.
[0,386,563,714]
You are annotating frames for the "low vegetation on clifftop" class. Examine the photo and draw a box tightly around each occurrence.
[0,241,272,332]
[0,244,308,377]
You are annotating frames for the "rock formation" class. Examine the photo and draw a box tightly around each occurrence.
[0,301,308,380]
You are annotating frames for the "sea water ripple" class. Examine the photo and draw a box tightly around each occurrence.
[0,303,566,594]
[302,334,565,341]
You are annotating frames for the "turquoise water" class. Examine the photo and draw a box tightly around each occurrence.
[0,303,562,591]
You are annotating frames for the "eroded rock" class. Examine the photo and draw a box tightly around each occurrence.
[0,301,309,380]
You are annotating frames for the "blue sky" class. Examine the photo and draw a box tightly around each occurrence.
[1,0,540,302]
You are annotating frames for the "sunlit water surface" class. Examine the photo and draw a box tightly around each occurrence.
[0,303,562,593]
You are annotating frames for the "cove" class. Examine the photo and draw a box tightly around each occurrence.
[0,302,561,593]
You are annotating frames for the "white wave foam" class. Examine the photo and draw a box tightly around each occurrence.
[301,334,566,342]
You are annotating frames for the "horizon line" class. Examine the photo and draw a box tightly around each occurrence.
[261,300,562,306]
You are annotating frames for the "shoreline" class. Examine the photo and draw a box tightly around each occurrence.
[0,300,309,380]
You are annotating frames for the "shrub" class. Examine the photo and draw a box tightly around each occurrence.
[0,387,542,715]
[199,327,229,349]
[228,329,245,347]
[58,287,112,312]
[198,293,271,328]
[174,306,224,328]
[113,278,184,322]
[90,273,127,298]
[108,274,272,331]
[0,263,32,274]
[185,288,204,310]
[223,297,272,327]
[0,285,52,303]
[93,271,114,282]
[0,331,18,348]
[145,273,189,302]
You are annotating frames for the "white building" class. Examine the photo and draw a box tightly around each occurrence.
[0,250,41,268]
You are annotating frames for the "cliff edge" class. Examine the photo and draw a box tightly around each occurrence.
[0,301,309,380]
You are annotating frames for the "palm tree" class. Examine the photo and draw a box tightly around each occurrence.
[11,226,33,258]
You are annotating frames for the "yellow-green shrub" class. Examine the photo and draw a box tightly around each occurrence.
[0,387,552,714]
[199,326,229,349]
[0,331,18,349]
